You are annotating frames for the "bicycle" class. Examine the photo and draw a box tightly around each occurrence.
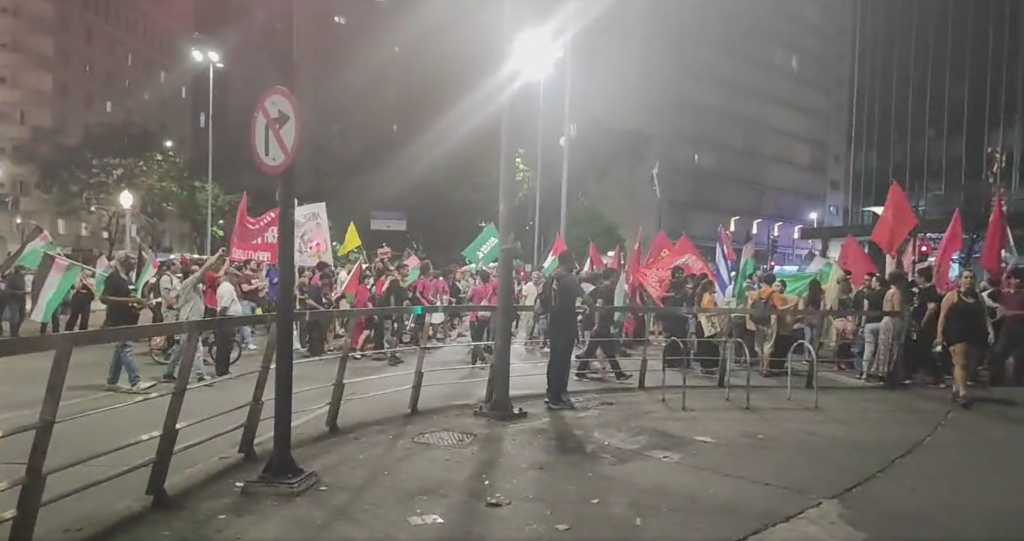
[149,333,242,367]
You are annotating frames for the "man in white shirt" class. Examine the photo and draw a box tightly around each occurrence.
[519,271,542,345]
[161,252,223,383]
[214,268,243,377]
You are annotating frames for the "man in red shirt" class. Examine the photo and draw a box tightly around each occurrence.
[203,258,228,318]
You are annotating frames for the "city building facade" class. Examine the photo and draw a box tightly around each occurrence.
[572,0,855,263]
[0,0,197,257]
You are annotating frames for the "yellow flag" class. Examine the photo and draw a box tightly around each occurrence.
[338,221,362,255]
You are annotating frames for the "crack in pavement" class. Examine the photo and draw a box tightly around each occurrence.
[733,407,953,541]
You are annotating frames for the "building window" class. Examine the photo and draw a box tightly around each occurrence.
[105,100,112,113]
[17,110,24,125]
[126,52,132,66]
[160,70,165,83]
[181,86,186,98]
[80,221,90,236]
[17,180,31,196]
[125,79,130,89]
[57,218,67,235]
[83,62,91,75]
[828,204,840,216]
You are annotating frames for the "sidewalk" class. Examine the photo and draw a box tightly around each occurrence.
[92,386,1024,541]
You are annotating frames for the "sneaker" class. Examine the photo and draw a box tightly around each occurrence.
[245,344,259,351]
[160,374,177,383]
[126,381,156,394]
[574,373,589,381]
[615,373,634,382]
[104,384,122,392]
[546,400,573,411]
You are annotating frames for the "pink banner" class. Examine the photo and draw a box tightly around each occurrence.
[229,193,279,264]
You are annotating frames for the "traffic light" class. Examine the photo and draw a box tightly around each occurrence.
[767,235,779,257]
[916,242,930,263]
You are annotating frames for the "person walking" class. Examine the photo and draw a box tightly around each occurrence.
[936,270,993,408]
[160,252,222,383]
[214,268,243,377]
[64,270,96,331]
[102,253,156,393]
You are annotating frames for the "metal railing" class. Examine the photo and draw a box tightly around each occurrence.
[0,304,895,541]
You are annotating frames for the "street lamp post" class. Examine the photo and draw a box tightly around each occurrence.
[119,190,134,252]
[510,28,563,269]
[192,48,223,256]
[809,212,819,228]
[482,20,564,419]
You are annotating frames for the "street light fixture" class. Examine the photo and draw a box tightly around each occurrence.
[163,140,174,149]
[509,27,563,82]
[192,47,223,256]
[119,190,134,251]
[808,211,819,228]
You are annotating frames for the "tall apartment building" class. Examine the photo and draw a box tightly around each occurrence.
[572,0,855,260]
[0,0,196,256]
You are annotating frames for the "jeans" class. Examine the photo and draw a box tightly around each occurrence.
[65,296,92,331]
[546,322,575,402]
[6,303,25,337]
[214,328,234,376]
[164,334,208,380]
[576,328,627,377]
[238,301,255,347]
[862,322,883,374]
[107,342,141,386]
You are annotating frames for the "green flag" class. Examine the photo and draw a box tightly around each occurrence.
[461,224,499,266]
[0,225,55,274]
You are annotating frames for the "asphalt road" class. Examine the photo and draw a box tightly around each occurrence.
[0,324,867,541]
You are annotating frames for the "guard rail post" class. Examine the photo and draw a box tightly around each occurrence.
[679,338,688,411]
[804,344,816,391]
[145,329,201,507]
[724,338,734,401]
[638,314,651,390]
[237,323,276,460]
[745,341,752,410]
[408,314,431,414]
[325,317,354,433]
[8,343,74,541]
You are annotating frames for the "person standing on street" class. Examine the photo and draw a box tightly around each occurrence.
[237,259,263,351]
[519,271,542,347]
[161,252,223,383]
[215,268,243,377]
[65,270,96,331]
[102,253,156,393]
[575,268,633,382]
[541,251,593,410]
[3,266,28,337]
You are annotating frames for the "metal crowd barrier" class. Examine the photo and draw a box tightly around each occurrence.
[0,304,894,541]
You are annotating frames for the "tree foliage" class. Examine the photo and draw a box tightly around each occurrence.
[564,204,625,261]
[13,121,235,253]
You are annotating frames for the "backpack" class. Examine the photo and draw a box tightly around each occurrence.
[749,291,775,327]
[536,275,558,315]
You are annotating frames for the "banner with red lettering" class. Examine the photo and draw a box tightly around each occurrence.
[229,193,279,264]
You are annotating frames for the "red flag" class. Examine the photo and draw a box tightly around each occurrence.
[934,209,962,294]
[585,242,605,272]
[871,181,918,255]
[654,234,714,276]
[609,245,621,270]
[900,239,915,273]
[643,230,673,268]
[837,234,877,288]
[981,197,1007,279]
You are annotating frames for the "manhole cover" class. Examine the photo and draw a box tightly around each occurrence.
[571,396,615,409]
[412,430,476,448]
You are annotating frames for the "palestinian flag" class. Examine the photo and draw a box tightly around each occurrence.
[540,235,567,275]
[582,242,605,273]
[94,268,112,296]
[339,258,364,300]
[134,248,158,293]
[402,252,422,286]
[733,238,757,301]
[0,225,55,275]
[29,253,83,323]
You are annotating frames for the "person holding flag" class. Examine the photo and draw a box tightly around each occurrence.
[102,252,157,393]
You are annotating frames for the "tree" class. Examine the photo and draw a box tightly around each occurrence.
[14,121,236,254]
[564,204,625,262]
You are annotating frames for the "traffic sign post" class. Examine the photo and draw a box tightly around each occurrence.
[244,85,317,494]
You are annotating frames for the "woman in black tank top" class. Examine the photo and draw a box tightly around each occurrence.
[936,270,993,408]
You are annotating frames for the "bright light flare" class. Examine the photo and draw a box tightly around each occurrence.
[509,28,564,82]
[119,190,134,210]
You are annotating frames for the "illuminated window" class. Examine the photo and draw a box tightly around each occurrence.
[126,52,132,66]
[160,70,165,83]
[105,100,112,113]
[57,218,67,235]
[181,86,186,98]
